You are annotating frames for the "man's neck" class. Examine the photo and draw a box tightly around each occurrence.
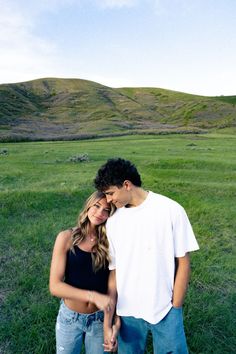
[126,188,149,208]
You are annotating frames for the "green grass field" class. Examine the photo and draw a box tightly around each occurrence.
[0,134,235,353]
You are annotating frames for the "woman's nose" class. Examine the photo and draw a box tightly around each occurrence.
[96,207,105,216]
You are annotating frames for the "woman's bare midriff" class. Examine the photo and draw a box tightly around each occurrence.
[64,298,99,314]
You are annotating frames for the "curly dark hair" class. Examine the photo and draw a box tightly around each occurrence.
[94,158,142,191]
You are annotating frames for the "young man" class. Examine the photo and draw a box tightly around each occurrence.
[94,158,199,354]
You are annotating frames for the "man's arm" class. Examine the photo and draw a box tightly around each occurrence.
[103,269,120,352]
[172,253,190,308]
[104,269,117,326]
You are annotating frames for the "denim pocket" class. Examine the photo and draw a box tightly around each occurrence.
[172,306,182,311]
[58,303,77,325]
[169,306,184,326]
[90,320,104,336]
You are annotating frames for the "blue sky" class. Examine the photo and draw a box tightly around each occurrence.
[0,0,235,96]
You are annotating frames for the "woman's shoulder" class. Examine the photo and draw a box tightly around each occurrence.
[57,228,73,238]
[55,229,73,250]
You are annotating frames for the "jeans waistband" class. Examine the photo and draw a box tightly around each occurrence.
[61,300,104,322]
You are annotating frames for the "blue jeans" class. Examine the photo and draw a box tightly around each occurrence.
[56,301,105,354]
[118,307,188,354]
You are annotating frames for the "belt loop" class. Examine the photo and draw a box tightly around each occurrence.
[96,310,104,321]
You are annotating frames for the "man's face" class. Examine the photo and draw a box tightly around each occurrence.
[104,183,131,208]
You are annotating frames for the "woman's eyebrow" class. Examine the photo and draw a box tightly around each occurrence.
[95,201,109,208]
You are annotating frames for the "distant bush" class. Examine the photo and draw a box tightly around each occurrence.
[186,143,197,147]
[0,148,8,155]
[67,153,89,163]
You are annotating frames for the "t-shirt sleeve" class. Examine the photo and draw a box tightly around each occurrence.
[106,222,116,270]
[172,204,199,257]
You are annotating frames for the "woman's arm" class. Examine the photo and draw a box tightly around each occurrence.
[49,230,112,310]
[172,253,191,308]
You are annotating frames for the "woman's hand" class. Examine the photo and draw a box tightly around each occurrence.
[89,291,114,312]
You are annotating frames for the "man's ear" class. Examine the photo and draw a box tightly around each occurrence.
[123,180,132,191]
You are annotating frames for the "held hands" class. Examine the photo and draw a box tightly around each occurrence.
[88,291,114,312]
[103,316,121,352]
[87,291,120,351]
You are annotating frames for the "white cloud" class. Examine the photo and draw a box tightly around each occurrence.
[26,0,80,15]
[151,0,195,15]
[96,0,137,9]
[0,1,61,84]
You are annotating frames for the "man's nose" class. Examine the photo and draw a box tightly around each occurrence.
[106,195,112,203]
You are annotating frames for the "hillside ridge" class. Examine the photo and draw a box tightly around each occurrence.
[0,77,235,141]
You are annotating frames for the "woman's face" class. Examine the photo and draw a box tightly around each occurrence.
[87,197,111,226]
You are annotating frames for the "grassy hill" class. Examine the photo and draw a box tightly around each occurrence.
[0,77,235,141]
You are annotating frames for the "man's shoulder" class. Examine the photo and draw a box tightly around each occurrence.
[149,191,181,209]
[149,192,187,220]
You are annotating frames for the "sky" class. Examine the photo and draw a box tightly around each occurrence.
[0,0,236,96]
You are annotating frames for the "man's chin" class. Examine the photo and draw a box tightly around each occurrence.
[113,202,123,208]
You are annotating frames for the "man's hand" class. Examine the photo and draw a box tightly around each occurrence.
[103,316,121,352]
[104,326,114,352]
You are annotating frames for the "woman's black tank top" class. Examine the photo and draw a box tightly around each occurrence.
[64,246,109,294]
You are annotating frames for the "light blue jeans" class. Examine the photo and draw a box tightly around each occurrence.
[118,307,188,354]
[56,300,105,354]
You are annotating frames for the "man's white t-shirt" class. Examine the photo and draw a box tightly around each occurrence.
[106,191,199,324]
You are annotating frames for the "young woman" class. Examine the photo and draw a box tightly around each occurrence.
[49,191,119,354]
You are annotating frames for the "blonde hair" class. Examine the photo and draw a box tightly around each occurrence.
[71,191,115,271]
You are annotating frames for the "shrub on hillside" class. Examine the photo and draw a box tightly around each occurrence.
[67,153,89,163]
[0,148,8,155]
